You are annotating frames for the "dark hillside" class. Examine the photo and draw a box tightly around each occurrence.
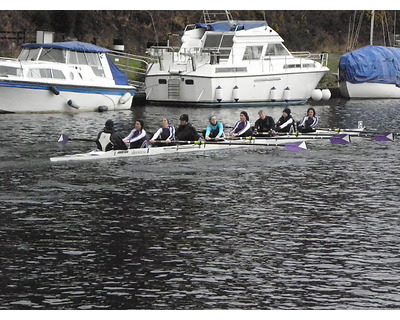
[0,10,395,57]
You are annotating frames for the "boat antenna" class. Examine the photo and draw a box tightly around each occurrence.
[370,10,375,45]
[148,11,159,46]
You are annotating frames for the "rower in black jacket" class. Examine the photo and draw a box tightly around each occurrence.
[254,110,275,136]
[176,114,200,141]
[96,119,128,152]
[276,108,296,133]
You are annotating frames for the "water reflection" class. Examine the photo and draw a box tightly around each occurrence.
[1,99,400,309]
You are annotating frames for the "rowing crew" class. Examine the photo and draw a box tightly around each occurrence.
[95,107,318,152]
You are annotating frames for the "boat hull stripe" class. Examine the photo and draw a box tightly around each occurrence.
[0,80,135,96]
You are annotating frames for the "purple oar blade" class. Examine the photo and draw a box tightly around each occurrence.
[375,133,394,142]
[285,141,307,152]
[330,134,350,145]
[57,134,69,147]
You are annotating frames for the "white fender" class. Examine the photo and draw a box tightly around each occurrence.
[321,88,331,100]
[270,87,277,102]
[233,86,239,102]
[215,86,223,102]
[283,87,291,102]
[311,89,322,101]
[119,92,132,104]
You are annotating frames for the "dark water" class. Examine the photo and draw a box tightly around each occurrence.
[1,99,400,310]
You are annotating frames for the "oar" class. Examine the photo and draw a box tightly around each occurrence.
[252,132,352,145]
[152,139,308,151]
[319,128,397,142]
[57,134,96,147]
[319,127,395,135]
[251,132,339,139]
[330,134,351,145]
[285,141,308,151]
[374,133,395,142]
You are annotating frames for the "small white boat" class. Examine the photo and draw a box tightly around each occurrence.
[0,41,137,113]
[339,45,400,99]
[145,11,330,106]
[338,11,400,99]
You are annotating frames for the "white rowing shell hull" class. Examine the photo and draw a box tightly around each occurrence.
[50,138,309,162]
[51,143,245,162]
[50,130,363,162]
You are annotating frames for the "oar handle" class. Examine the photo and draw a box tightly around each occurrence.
[70,138,96,142]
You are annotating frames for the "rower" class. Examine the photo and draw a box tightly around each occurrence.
[150,118,176,145]
[176,114,201,141]
[229,111,252,137]
[254,110,275,136]
[123,119,148,148]
[204,115,225,140]
[297,107,318,133]
[96,119,127,152]
[275,108,296,133]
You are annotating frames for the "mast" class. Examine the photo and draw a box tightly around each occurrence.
[370,10,375,45]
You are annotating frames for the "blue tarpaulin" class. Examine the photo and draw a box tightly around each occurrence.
[195,20,267,32]
[339,45,400,86]
[22,41,110,53]
[107,56,129,85]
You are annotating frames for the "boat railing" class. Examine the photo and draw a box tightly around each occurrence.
[292,51,329,66]
[108,49,156,88]
[148,45,232,65]
[0,56,18,62]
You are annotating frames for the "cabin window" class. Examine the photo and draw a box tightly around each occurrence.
[0,66,22,76]
[203,34,234,49]
[18,48,41,61]
[264,43,290,56]
[243,46,263,60]
[158,79,167,84]
[38,48,66,63]
[68,51,87,65]
[52,69,66,79]
[77,52,87,64]
[68,51,105,77]
[185,79,194,85]
[27,68,66,79]
[203,33,233,58]
[86,53,105,77]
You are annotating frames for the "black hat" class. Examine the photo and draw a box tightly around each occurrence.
[180,114,189,122]
[240,111,249,121]
[283,108,291,115]
[105,119,114,129]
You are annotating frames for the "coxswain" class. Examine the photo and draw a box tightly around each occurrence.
[204,115,225,140]
[275,108,296,133]
[254,110,275,136]
[229,111,252,137]
[150,118,176,144]
[96,119,128,152]
[123,119,148,149]
[297,107,318,133]
[175,114,201,141]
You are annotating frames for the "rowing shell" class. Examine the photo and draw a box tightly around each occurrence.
[50,138,308,162]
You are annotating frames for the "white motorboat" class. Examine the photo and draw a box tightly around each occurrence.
[0,41,138,113]
[145,12,330,106]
